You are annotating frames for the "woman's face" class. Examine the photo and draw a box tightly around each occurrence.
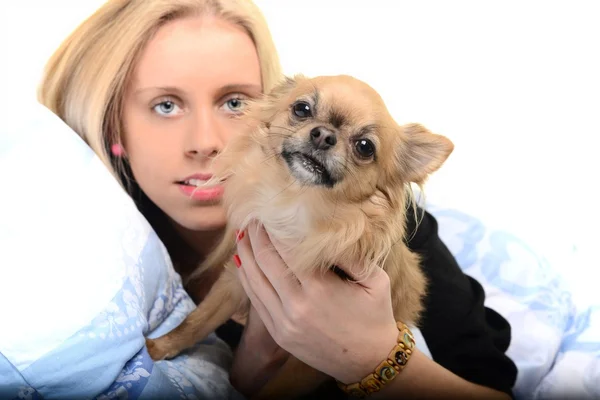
[122,15,262,232]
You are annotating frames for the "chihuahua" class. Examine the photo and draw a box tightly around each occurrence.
[145,74,454,399]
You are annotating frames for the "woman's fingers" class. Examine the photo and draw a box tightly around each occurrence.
[233,220,400,386]
[235,227,279,332]
[236,259,275,335]
[245,221,302,299]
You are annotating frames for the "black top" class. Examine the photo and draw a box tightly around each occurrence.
[215,207,518,398]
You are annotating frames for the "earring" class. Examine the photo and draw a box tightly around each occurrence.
[111,143,125,157]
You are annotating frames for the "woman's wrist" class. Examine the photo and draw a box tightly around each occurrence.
[370,348,512,400]
[230,329,289,396]
[334,321,410,393]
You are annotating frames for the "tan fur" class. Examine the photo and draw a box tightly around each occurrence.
[145,75,454,399]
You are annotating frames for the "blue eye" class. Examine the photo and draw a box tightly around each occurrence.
[223,96,247,114]
[153,100,182,116]
[228,98,243,109]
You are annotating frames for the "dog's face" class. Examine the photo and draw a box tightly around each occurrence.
[247,75,454,202]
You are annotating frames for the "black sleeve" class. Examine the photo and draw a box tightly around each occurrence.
[406,207,518,396]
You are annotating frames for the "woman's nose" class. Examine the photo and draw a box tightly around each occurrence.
[184,110,225,160]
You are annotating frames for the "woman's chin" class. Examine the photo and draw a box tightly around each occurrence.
[176,210,227,233]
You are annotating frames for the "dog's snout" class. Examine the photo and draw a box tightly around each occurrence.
[310,127,337,150]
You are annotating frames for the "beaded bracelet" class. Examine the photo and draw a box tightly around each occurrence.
[336,321,416,398]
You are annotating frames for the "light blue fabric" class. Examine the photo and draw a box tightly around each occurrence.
[427,203,599,400]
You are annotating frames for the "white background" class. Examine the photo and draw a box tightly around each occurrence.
[1,1,598,291]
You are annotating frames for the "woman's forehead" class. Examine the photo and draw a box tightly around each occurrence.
[131,15,261,92]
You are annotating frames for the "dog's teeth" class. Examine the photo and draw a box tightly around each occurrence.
[300,157,323,174]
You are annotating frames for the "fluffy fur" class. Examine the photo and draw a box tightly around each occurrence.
[145,74,454,398]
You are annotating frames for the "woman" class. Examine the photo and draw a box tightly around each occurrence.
[38,0,517,398]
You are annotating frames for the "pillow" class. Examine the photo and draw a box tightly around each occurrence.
[0,101,242,400]
[424,200,599,399]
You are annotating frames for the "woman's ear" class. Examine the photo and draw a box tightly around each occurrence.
[397,123,454,185]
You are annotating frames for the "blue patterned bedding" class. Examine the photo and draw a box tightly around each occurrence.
[428,204,600,399]
[0,102,598,399]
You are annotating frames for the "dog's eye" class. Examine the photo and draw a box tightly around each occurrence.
[292,101,312,118]
[354,139,375,159]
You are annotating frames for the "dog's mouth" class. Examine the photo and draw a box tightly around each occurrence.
[297,153,325,175]
[282,151,336,188]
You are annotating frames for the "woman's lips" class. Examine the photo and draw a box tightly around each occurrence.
[178,182,224,201]
[176,173,227,201]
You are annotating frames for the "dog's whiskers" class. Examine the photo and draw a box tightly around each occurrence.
[269,124,297,134]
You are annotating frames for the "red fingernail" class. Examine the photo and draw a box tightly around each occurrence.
[233,254,241,268]
[236,230,245,242]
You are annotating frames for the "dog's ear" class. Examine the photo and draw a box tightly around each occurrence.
[397,123,454,184]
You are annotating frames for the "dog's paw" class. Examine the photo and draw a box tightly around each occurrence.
[145,337,180,361]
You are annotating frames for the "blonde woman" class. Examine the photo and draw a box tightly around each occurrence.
[30,0,517,398]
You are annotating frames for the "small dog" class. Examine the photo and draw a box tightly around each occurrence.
[145,75,454,398]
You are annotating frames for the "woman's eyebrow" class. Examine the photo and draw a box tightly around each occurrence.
[218,83,262,95]
[134,86,185,96]
[133,84,261,97]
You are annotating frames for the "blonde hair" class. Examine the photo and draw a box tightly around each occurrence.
[38,0,282,186]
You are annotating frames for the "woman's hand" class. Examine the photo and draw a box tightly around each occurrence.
[234,221,399,385]
[229,305,290,397]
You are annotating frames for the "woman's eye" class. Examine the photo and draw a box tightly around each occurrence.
[223,97,247,113]
[152,100,182,116]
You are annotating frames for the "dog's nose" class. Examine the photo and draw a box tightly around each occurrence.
[310,127,337,150]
